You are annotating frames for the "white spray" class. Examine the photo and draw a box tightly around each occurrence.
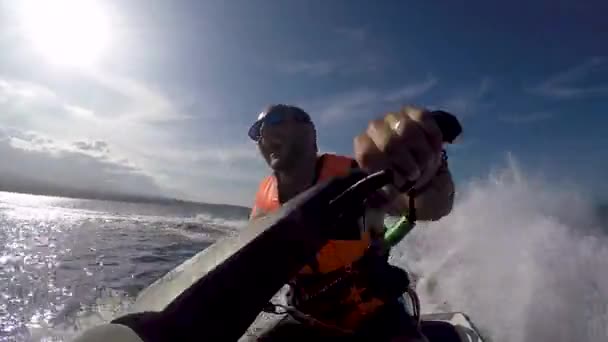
[391,156,608,342]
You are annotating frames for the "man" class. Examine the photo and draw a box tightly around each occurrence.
[248,104,458,341]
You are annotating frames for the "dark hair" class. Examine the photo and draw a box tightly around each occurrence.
[266,104,312,122]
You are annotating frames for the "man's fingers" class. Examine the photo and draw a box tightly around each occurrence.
[401,106,443,151]
[387,113,434,169]
[385,138,421,184]
[365,118,392,151]
[355,106,446,192]
[362,116,422,184]
[354,132,389,171]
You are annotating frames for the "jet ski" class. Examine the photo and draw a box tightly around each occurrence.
[72,168,484,342]
[73,113,484,342]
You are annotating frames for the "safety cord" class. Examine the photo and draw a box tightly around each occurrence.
[263,290,421,337]
[406,190,417,223]
[406,287,422,328]
[263,303,355,336]
[261,167,426,336]
[405,191,421,329]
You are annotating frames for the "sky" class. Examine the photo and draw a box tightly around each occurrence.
[0,0,606,206]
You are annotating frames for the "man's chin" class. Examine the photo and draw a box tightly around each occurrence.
[269,157,294,171]
[269,158,286,170]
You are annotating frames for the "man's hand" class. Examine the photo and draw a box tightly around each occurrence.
[353,105,457,221]
[354,105,444,192]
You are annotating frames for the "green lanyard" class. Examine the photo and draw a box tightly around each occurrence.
[383,188,417,249]
[383,215,415,248]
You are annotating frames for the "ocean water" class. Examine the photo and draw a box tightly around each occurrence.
[1,160,607,341]
[0,193,249,341]
[392,159,608,342]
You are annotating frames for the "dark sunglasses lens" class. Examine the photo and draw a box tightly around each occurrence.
[251,109,312,141]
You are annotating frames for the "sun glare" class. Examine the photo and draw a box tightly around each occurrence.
[19,0,112,69]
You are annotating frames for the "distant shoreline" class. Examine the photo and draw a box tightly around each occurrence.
[0,186,251,212]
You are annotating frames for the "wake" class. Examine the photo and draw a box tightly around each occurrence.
[391,156,608,342]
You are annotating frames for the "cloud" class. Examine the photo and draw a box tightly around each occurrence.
[276,27,382,78]
[384,76,438,102]
[0,78,57,102]
[334,27,368,42]
[64,104,96,119]
[435,77,493,116]
[306,77,491,127]
[277,60,337,77]
[0,72,190,128]
[136,143,267,206]
[144,143,262,173]
[0,128,162,197]
[529,57,608,99]
[0,76,266,205]
[0,75,194,159]
[72,140,110,153]
[195,144,260,164]
[0,77,114,141]
[309,77,439,125]
[104,133,267,205]
[311,88,380,124]
[87,70,192,123]
[279,55,386,77]
[499,112,555,124]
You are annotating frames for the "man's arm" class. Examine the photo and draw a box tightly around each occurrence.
[401,162,454,221]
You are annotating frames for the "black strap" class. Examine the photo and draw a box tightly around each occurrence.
[406,190,417,223]
[405,149,449,222]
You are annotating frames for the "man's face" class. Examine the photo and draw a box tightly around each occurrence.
[258,120,314,171]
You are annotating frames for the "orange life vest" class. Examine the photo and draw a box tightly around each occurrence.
[250,154,386,329]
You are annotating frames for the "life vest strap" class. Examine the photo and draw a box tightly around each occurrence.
[263,303,355,336]
[288,246,411,326]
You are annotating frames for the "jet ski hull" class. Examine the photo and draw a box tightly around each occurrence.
[420,312,485,342]
[85,171,485,342]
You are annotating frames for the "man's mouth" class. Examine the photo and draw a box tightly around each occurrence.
[269,151,282,160]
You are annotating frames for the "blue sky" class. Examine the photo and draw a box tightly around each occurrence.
[0,0,606,206]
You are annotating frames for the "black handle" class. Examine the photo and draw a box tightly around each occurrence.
[431,110,462,144]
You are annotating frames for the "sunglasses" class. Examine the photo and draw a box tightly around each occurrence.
[248,107,312,141]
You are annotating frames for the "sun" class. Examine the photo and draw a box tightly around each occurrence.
[19,0,112,69]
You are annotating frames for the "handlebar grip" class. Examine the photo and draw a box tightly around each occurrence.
[430,110,462,144]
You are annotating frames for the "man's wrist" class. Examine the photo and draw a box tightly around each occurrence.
[411,149,447,195]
